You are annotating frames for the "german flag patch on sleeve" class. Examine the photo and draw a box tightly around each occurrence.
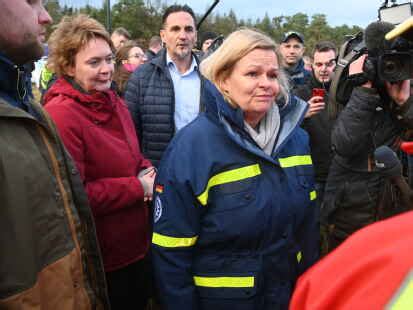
[155,184,164,194]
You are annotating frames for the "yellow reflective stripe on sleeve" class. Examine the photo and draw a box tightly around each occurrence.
[152,232,197,248]
[279,155,312,168]
[310,190,317,201]
[297,251,303,263]
[193,276,255,288]
[387,271,413,310]
[197,164,261,206]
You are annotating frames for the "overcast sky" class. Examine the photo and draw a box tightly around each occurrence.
[63,0,389,27]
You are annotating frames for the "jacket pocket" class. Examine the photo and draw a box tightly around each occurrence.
[294,165,314,189]
[208,176,258,213]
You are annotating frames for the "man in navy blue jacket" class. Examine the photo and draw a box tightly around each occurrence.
[279,31,311,87]
[125,4,204,167]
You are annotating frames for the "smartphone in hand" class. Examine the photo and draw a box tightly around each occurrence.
[312,88,326,101]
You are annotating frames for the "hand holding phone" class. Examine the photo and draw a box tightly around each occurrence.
[305,88,326,118]
[312,88,326,101]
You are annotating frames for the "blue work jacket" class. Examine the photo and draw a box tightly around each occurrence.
[152,80,319,310]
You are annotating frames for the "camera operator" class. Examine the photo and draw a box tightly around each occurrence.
[321,21,413,254]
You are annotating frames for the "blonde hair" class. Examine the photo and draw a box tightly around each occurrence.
[201,28,289,105]
[48,14,113,77]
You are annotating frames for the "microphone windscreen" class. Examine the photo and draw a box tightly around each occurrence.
[374,145,402,177]
[364,21,395,54]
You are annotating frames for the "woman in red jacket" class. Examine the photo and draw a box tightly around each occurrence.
[43,15,155,310]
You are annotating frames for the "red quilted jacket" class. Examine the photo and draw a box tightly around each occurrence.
[44,77,152,272]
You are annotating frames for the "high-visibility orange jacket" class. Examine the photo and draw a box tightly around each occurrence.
[290,211,413,309]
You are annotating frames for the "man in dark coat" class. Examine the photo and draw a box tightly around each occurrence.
[294,41,338,205]
[0,1,109,308]
[125,4,204,167]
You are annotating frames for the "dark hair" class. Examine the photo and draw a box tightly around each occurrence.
[313,41,337,56]
[200,31,217,45]
[112,27,131,40]
[162,4,196,28]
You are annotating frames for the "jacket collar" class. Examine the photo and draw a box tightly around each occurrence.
[43,77,120,123]
[0,53,28,104]
[305,71,331,90]
[286,58,305,75]
[203,80,308,160]
[151,48,200,70]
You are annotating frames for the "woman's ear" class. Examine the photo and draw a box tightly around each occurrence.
[121,59,128,65]
[220,77,230,95]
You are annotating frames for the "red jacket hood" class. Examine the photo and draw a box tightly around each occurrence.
[43,77,121,123]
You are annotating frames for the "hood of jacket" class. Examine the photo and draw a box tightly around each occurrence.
[43,77,122,123]
[202,79,308,159]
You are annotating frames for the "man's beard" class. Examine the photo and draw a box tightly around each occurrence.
[3,32,44,65]
[174,47,191,60]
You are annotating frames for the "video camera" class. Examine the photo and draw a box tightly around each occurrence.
[364,1,413,83]
[329,1,413,118]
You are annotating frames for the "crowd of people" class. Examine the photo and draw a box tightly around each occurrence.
[1,1,413,310]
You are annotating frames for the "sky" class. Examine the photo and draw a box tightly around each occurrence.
[63,0,390,27]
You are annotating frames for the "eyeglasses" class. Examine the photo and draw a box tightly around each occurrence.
[313,59,336,68]
[129,53,146,59]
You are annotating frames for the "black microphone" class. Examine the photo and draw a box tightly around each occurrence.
[364,21,395,56]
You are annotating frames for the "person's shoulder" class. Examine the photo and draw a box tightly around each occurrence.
[131,62,155,78]
[43,92,81,125]
[293,79,312,99]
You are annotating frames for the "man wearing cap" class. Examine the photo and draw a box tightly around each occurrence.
[279,31,311,86]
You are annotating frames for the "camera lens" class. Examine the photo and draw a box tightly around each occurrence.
[382,58,400,75]
[379,53,411,82]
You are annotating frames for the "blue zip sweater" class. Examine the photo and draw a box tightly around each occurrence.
[0,54,36,116]
[151,80,319,310]
[286,58,311,87]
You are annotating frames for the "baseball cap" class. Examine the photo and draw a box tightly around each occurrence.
[282,31,304,44]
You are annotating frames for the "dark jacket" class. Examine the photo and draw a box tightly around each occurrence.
[322,86,413,251]
[44,77,152,272]
[151,81,319,310]
[286,59,311,87]
[124,49,204,167]
[145,48,158,62]
[0,56,109,308]
[294,75,334,183]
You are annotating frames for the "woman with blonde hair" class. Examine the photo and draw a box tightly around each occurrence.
[113,40,147,96]
[43,14,155,309]
[151,28,319,309]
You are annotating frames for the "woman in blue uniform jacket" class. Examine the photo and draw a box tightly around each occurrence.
[151,28,319,310]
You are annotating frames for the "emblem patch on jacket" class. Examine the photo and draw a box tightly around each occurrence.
[154,196,163,223]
